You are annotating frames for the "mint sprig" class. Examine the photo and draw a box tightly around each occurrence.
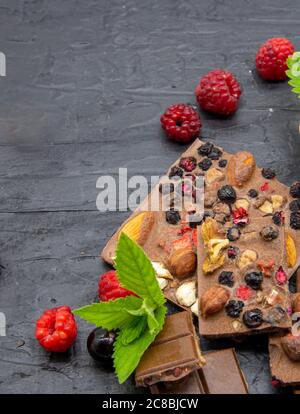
[73,232,167,384]
[286,52,300,98]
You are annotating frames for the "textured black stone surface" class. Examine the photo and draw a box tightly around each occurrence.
[0,0,299,394]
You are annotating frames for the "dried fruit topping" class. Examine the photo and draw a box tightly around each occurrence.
[207,147,222,160]
[198,142,214,156]
[265,289,281,306]
[218,271,235,288]
[238,250,257,270]
[242,308,263,329]
[166,210,181,225]
[227,246,239,260]
[227,226,241,242]
[198,157,212,171]
[179,156,197,172]
[232,207,249,226]
[203,254,225,274]
[293,293,300,313]
[236,285,252,301]
[272,211,284,226]
[271,195,284,210]
[290,182,300,198]
[159,182,175,195]
[260,182,269,192]
[207,238,230,262]
[262,168,276,179]
[200,285,230,316]
[265,306,287,326]
[248,189,258,198]
[225,300,244,318]
[120,212,154,245]
[275,266,288,285]
[206,168,225,185]
[245,271,263,290]
[286,234,297,268]
[289,199,300,212]
[260,226,279,241]
[218,159,228,168]
[290,211,300,230]
[169,165,184,179]
[175,281,197,307]
[201,217,220,243]
[281,333,300,362]
[235,199,249,211]
[217,185,237,204]
[259,200,273,214]
[172,234,193,250]
[257,259,275,277]
[227,151,256,188]
[169,248,197,279]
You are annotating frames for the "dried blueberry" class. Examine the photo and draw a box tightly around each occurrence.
[208,147,222,160]
[289,199,300,212]
[227,226,241,242]
[179,157,197,172]
[242,308,263,328]
[169,166,184,179]
[159,182,174,195]
[245,271,263,290]
[290,182,300,198]
[227,246,239,259]
[166,210,181,225]
[198,158,212,171]
[272,211,284,226]
[218,271,234,288]
[290,211,300,230]
[225,300,244,318]
[197,142,213,156]
[248,189,258,198]
[217,185,237,204]
[260,226,279,241]
[262,168,276,179]
[218,159,228,168]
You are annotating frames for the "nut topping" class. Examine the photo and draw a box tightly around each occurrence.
[175,281,197,307]
[169,248,197,279]
[200,285,230,316]
[227,151,256,187]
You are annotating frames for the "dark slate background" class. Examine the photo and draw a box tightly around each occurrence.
[0,0,299,394]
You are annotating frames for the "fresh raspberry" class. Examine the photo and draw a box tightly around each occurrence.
[98,270,136,301]
[255,38,294,81]
[35,306,77,353]
[195,69,241,116]
[160,103,201,143]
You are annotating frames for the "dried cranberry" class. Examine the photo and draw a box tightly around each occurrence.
[166,210,181,225]
[260,182,269,192]
[218,159,227,168]
[169,166,184,179]
[242,309,263,328]
[217,185,237,204]
[236,285,252,301]
[198,158,212,171]
[207,147,222,160]
[272,211,284,226]
[227,226,241,241]
[260,226,279,241]
[262,168,276,179]
[290,211,300,230]
[225,300,244,318]
[179,157,197,172]
[218,271,234,288]
[232,207,249,226]
[159,182,174,195]
[290,182,300,198]
[197,142,213,156]
[227,246,239,259]
[248,189,258,198]
[289,199,300,212]
[275,266,288,285]
[244,271,263,290]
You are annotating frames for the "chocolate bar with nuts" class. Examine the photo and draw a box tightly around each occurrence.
[135,311,205,387]
[150,348,248,394]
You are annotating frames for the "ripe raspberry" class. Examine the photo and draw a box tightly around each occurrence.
[195,69,241,116]
[98,270,136,301]
[255,38,294,81]
[35,306,77,353]
[160,103,201,143]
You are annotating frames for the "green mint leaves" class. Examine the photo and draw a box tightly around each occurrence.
[73,232,167,384]
[286,52,300,98]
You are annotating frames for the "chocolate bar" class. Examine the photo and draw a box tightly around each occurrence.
[135,311,205,387]
[150,348,248,394]
[197,216,292,338]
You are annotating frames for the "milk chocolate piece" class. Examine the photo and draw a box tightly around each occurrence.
[135,311,205,387]
[150,348,248,394]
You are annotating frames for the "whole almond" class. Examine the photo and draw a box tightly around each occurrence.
[227,151,256,188]
[200,285,230,316]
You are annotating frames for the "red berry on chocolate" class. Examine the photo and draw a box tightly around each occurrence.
[232,207,249,226]
[260,182,269,192]
[160,103,201,143]
[179,156,197,172]
[35,306,77,353]
[275,266,288,285]
[195,69,241,116]
[98,270,136,301]
[255,38,294,81]
[236,285,252,301]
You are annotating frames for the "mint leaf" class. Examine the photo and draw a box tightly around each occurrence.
[73,296,143,330]
[127,297,159,335]
[119,316,147,346]
[113,305,167,384]
[115,233,165,307]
